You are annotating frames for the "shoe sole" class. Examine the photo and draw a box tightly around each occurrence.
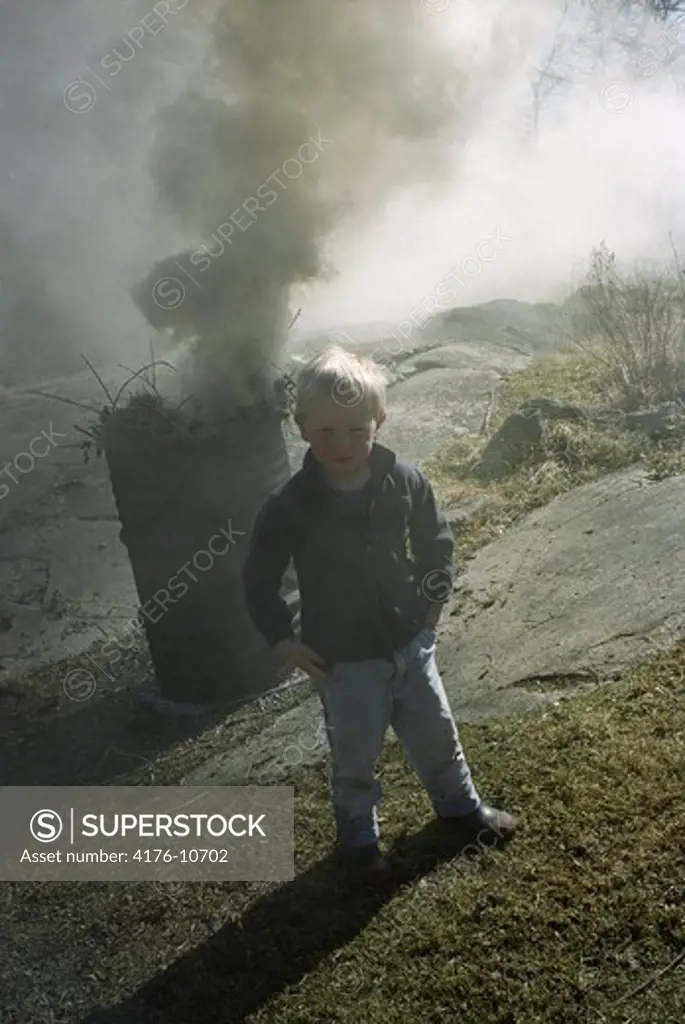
[340,850,393,886]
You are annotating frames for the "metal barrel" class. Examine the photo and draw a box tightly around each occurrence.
[104,407,294,704]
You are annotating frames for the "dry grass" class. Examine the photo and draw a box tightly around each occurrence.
[2,644,683,1023]
[424,347,685,558]
[566,243,685,412]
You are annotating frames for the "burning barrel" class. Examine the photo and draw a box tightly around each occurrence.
[102,391,294,706]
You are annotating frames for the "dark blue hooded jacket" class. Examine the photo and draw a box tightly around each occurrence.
[241,441,456,665]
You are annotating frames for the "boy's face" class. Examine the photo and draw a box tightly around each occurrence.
[296,396,385,479]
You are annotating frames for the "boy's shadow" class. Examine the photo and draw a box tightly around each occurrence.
[83,820,490,1024]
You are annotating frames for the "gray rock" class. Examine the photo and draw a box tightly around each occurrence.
[442,466,685,701]
[506,396,685,445]
[474,409,544,481]
[519,397,587,422]
[582,403,624,427]
[622,401,685,440]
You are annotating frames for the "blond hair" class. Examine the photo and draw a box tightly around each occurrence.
[294,344,389,421]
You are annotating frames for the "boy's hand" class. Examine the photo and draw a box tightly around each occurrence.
[424,603,443,632]
[273,639,331,682]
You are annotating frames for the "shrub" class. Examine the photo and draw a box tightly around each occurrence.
[567,242,685,411]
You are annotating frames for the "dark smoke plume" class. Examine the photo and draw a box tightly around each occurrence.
[136,0,472,415]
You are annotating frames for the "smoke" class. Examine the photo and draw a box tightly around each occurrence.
[3,1,685,396]
[135,0,524,415]
[0,0,204,387]
[297,0,685,328]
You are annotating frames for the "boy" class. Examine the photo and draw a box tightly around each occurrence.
[242,345,517,884]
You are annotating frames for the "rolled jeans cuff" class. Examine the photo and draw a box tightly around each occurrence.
[335,811,379,849]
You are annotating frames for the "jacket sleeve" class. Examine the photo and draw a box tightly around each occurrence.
[241,493,296,647]
[408,468,456,604]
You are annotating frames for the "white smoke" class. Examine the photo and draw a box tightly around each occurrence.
[2,0,684,391]
[0,0,205,385]
[297,0,685,329]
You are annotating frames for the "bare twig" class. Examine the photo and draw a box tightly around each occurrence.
[80,354,115,407]
[73,424,100,442]
[111,360,175,409]
[668,231,683,275]
[173,395,194,413]
[25,390,101,415]
[288,306,303,331]
[149,339,157,392]
[479,387,497,437]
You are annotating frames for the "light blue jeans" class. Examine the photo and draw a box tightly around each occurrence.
[316,627,482,848]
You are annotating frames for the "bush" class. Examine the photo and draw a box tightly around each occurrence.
[567,242,685,411]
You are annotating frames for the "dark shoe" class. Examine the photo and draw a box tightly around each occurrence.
[341,843,393,886]
[437,804,517,851]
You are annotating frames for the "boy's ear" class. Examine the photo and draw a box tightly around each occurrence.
[376,410,386,430]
